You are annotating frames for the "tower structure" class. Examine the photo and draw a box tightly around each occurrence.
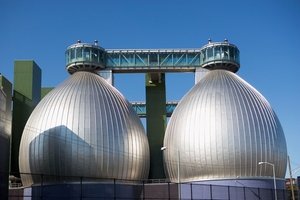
[11,60,41,176]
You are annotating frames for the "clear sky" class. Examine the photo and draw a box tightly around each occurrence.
[1,0,299,178]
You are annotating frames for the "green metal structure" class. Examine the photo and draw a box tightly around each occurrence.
[11,60,41,175]
[146,73,167,179]
[41,87,53,99]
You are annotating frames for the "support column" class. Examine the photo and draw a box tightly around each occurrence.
[98,70,114,85]
[146,73,166,179]
[194,68,210,84]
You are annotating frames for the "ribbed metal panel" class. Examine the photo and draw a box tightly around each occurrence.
[19,71,150,186]
[163,69,287,182]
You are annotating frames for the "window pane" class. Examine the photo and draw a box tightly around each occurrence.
[229,47,234,60]
[214,46,221,59]
[200,49,206,64]
[207,47,213,61]
[222,46,229,59]
[76,48,82,59]
[84,48,90,61]
[92,49,98,63]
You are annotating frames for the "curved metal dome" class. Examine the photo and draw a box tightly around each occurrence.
[163,69,287,182]
[19,71,150,186]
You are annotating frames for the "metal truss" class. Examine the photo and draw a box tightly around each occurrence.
[131,101,179,118]
[106,49,201,66]
[66,41,240,73]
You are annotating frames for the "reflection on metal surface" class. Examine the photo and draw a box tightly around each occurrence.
[163,69,287,183]
[19,71,150,186]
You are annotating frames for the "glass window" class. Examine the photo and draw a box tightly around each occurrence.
[214,46,221,59]
[200,49,206,64]
[235,49,240,62]
[121,53,134,66]
[173,53,184,65]
[207,47,213,61]
[92,49,99,63]
[107,54,120,66]
[99,51,104,63]
[159,53,172,66]
[71,49,75,60]
[149,54,157,65]
[76,47,82,59]
[222,46,229,59]
[229,47,234,60]
[135,53,147,66]
[187,53,199,65]
[84,48,90,61]
[65,51,69,65]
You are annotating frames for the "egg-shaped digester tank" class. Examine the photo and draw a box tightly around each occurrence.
[163,69,287,183]
[19,71,150,186]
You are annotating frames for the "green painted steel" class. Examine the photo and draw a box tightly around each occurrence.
[41,87,54,99]
[146,73,167,179]
[11,60,41,176]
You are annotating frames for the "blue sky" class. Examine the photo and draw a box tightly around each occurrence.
[1,0,299,177]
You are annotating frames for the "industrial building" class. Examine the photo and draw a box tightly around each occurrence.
[0,40,291,199]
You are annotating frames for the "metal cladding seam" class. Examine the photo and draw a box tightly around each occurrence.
[163,69,287,183]
[19,71,150,186]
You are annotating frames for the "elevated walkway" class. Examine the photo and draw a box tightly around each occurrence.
[64,39,240,118]
[131,101,178,118]
[65,39,240,74]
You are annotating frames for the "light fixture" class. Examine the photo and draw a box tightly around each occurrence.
[161,146,181,199]
[258,161,277,200]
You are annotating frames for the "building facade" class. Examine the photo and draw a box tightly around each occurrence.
[0,74,12,200]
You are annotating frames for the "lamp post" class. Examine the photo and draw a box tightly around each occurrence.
[258,161,277,200]
[161,146,181,200]
[288,156,295,200]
